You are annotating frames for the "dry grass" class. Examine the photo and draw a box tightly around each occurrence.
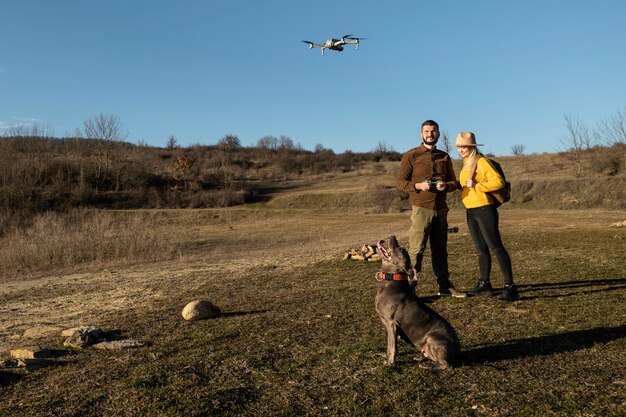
[0,152,625,416]
[0,209,184,279]
[0,205,625,417]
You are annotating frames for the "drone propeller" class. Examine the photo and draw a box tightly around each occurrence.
[345,36,366,40]
[302,40,314,48]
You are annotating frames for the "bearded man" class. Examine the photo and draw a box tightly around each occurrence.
[396,120,466,298]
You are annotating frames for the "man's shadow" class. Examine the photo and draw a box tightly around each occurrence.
[465,324,626,364]
[418,277,626,303]
[420,277,626,363]
[518,277,626,300]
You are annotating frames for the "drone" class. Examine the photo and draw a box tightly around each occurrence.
[301,34,366,56]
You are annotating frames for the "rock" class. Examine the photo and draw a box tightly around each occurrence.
[608,220,626,227]
[62,326,104,349]
[92,340,144,350]
[63,331,100,350]
[1,359,19,368]
[22,326,63,338]
[10,348,50,359]
[182,300,221,321]
[61,326,103,339]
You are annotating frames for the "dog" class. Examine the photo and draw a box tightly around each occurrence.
[375,235,461,369]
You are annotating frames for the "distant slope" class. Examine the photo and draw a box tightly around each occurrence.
[267,147,626,211]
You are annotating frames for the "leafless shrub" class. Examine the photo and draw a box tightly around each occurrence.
[591,149,624,176]
[559,115,593,176]
[511,144,525,155]
[2,121,55,138]
[595,106,626,146]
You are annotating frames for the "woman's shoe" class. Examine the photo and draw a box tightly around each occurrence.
[498,284,520,302]
[470,280,493,296]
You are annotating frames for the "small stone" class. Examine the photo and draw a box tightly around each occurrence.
[61,326,103,339]
[22,326,63,338]
[182,300,221,321]
[92,340,144,350]
[1,359,19,368]
[10,348,50,359]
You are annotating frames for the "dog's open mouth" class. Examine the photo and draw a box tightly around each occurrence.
[376,239,392,262]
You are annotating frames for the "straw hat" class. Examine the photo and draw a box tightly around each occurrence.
[455,131,483,147]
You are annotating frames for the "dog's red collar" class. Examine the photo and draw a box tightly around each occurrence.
[375,271,408,282]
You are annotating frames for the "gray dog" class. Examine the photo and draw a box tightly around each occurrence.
[375,235,461,369]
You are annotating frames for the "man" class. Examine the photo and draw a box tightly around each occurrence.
[396,120,466,298]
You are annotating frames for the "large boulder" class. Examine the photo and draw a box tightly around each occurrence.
[182,300,221,321]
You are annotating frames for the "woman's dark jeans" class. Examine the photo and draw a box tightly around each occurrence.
[466,205,513,285]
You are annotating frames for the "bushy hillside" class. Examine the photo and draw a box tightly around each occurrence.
[0,137,624,234]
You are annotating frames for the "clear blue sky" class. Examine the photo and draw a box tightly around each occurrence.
[1,0,625,156]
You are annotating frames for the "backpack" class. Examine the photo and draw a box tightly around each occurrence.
[468,156,511,208]
[484,158,511,207]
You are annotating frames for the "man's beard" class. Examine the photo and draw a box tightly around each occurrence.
[422,137,438,146]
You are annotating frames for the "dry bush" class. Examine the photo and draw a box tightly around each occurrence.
[590,148,624,176]
[0,209,182,275]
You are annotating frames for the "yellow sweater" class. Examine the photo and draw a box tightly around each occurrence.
[459,157,505,208]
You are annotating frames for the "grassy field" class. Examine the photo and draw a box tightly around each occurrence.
[1,204,624,417]
[1,155,625,417]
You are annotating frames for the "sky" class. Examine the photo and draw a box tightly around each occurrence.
[1,0,625,156]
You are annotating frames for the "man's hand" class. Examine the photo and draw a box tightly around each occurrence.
[465,179,475,188]
[414,181,431,192]
[436,180,446,191]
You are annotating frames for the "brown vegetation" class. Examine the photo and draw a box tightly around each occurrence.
[0,134,624,415]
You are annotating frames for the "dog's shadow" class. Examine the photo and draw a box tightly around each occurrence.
[464,324,626,364]
[0,371,23,388]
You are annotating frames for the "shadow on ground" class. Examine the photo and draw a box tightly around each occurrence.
[221,310,268,318]
[465,324,626,364]
[0,371,22,387]
[519,277,626,300]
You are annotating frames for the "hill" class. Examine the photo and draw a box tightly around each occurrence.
[1,137,624,225]
[0,139,624,416]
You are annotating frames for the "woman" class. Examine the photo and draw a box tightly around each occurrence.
[455,132,519,302]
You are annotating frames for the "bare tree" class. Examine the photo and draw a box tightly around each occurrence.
[166,135,178,149]
[80,113,128,192]
[596,106,626,146]
[4,121,55,138]
[560,114,591,176]
[314,143,325,153]
[374,141,394,157]
[440,130,451,154]
[82,113,128,142]
[511,144,525,156]
[278,135,294,151]
[217,134,241,149]
[257,135,278,150]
